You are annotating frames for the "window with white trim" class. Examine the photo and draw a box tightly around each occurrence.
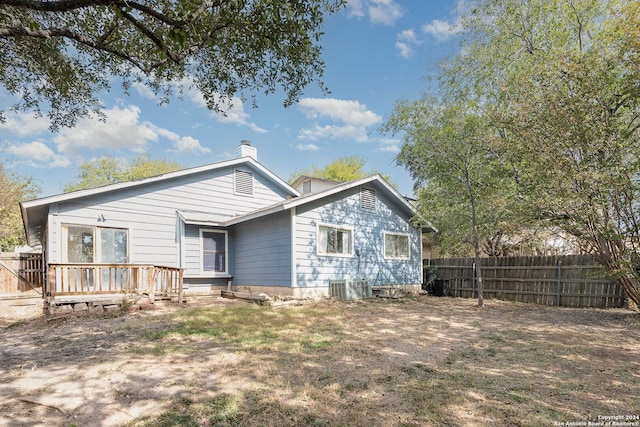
[201,229,228,273]
[318,224,353,256]
[384,232,410,259]
[234,169,253,195]
[63,225,128,263]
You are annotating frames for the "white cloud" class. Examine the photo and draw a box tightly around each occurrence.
[5,140,70,168]
[376,138,402,153]
[395,42,412,58]
[297,98,382,143]
[131,76,266,133]
[422,16,462,41]
[0,112,50,137]
[152,126,211,154]
[175,136,211,155]
[299,125,371,143]
[348,0,404,26]
[132,81,157,100]
[176,78,267,133]
[53,105,156,155]
[368,0,405,25]
[298,98,382,128]
[295,143,319,152]
[396,29,420,58]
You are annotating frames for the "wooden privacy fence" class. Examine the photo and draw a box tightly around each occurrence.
[0,252,44,297]
[427,255,626,308]
[0,252,44,317]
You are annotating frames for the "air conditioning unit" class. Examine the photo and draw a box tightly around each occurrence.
[329,279,371,301]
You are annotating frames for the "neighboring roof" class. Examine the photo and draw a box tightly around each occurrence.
[21,156,299,246]
[290,175,340,190]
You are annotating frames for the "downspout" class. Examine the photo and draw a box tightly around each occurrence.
[291,207,297,290]
[176,212,184,270]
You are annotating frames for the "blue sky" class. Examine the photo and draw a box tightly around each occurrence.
[1,0,462,198]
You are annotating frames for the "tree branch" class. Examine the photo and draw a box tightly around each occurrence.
[0,25,146,70]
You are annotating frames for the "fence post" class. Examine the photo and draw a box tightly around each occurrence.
[557,260,562,306]
[472,262,476,299]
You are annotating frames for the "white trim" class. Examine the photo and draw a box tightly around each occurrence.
[199,228,229,275]
[225,174,417,226]
[21,157,297,209]
[291,207,297,288]
[383,231,411,260]
[61,223,130,263]
[177,213,185,269]
[316,223,354,258]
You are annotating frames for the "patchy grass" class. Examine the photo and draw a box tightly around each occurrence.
[124,298,640,427]
[2,297,639,427]
[138,304,345,354]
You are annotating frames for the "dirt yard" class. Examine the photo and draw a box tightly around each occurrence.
[0,295,639,427]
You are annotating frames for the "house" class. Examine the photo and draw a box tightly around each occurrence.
[20,141,433,305]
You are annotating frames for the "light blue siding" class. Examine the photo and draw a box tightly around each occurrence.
[48,165,288,268]
[294,187,421,289]
[232,211,291,287]
[182,225,235,277]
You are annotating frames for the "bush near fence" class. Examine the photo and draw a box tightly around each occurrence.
[0,252,44,318]
[427,255,626,308]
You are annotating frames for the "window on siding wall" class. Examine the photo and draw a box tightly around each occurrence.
[360,187,376,210]
[234,169,253,195]
[318,225,353,256]
[384,232,410,259]
[64,225,128,263]
[201,230,227,273]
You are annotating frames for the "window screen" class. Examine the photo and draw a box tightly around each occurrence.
[318,225,352,255]
[202,231,226,272]
[384,233,410,259]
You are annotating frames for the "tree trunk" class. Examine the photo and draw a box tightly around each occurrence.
[470,191,484,307]
[617,275,640,309]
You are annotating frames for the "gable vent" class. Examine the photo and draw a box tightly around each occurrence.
[234,169,253,195]
[360,187,376,210]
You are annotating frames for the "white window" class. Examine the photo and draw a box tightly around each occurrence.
[318,224,353,256]
[234,169,253,196]
[384,232,410,259]
[201,229,228,274]
[63,225,128,263]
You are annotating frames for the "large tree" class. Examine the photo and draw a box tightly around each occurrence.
[385,99,516,307]
[0,0,345,130]
[0,161,39,251]
[64,154,181,192]
[437,0,640,306]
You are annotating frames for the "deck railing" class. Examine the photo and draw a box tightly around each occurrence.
[47,263,183,303]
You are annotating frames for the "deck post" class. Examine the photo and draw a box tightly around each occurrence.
[47,264,56,308]
[147,266,154,302]
[178,269,184,305]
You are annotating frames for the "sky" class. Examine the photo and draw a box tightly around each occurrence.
[0,0,463,198]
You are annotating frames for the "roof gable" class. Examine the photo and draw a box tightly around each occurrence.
[227,174,421,225]
[21,157,299,246]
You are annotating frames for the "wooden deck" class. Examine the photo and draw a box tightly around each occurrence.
[46,263,184,306]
